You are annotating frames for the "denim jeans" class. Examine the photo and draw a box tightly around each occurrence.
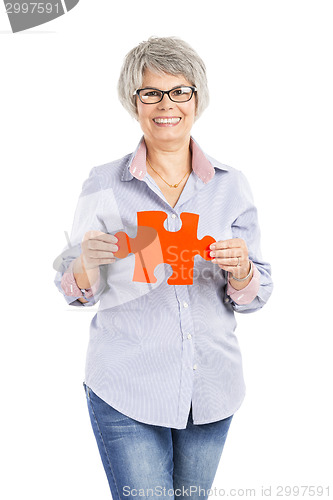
[83,382,233,499]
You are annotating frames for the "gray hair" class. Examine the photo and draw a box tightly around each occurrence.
[117,36,209,121]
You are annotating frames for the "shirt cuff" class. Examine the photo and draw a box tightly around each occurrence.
[60,260,101,298]
[227,262,260,305]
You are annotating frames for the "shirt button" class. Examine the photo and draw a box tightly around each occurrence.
[171,213,177,219]
[183,301,189,308]
[187,333,192,340]
[193,364,198,370]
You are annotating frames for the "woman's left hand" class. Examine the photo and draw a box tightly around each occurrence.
[209,238,252,280]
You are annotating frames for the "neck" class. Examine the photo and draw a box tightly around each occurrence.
[144,136,192,180]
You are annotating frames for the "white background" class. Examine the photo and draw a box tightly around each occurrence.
[1,0,332,498]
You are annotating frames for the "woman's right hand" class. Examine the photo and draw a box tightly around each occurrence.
[80,230,119,271]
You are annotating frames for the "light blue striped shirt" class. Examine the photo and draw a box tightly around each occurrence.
[54,136,273,429]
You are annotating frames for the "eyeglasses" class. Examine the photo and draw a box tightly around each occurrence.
[133,86,197,104]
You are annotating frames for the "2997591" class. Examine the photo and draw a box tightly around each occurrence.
[5,2,60,14]
[274,485,330,496]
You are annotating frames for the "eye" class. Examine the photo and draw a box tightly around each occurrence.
[142,89,162,98]
[171,87,191,97]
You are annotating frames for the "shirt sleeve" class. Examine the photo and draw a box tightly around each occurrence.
[225,170,273,313]
[60,259,101,300]
[226,262,260,305]
[53,167,108,307]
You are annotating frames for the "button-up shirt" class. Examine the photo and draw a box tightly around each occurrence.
[54,135,273,429]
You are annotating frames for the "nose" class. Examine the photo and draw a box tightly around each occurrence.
[157,92,175,110]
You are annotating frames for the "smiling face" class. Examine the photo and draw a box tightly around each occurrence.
[136,68,197,149]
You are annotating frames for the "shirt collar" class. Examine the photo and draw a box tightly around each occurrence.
[121,135,230,184]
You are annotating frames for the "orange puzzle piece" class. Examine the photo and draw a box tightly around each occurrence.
[114,211,216,285]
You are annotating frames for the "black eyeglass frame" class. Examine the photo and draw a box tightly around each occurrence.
[133,85,197,104]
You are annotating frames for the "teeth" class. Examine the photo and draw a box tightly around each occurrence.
[153,118,181,124]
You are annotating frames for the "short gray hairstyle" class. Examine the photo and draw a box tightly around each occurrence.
[117,36,209,121]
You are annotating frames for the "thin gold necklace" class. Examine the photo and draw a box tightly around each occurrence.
[146,157,190,188]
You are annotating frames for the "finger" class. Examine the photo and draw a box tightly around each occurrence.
[82,230,106,242]
[83,231,118,244]
[97,258,116,265]
[210,238,243,250]
[87,250,117,260]
[86,239,118,253]
[93,233,119,244]
[210,248,243,259]
[211,257,240,267]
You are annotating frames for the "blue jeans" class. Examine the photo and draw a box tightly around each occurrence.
[83,382,233,499]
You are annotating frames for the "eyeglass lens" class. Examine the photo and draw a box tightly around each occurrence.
[139,87,193,103]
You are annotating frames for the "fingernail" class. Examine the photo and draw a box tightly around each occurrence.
[210,244,215,249]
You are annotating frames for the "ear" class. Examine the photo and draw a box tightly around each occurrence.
[133,96,139,121]
[194,92,198,115]
[193,95,200,121]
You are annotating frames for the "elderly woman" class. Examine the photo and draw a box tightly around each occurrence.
[54,36,273,499]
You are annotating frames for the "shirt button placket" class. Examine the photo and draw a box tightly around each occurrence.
[168,211,196,423]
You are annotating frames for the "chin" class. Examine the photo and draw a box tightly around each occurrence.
[152,127,189,141]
